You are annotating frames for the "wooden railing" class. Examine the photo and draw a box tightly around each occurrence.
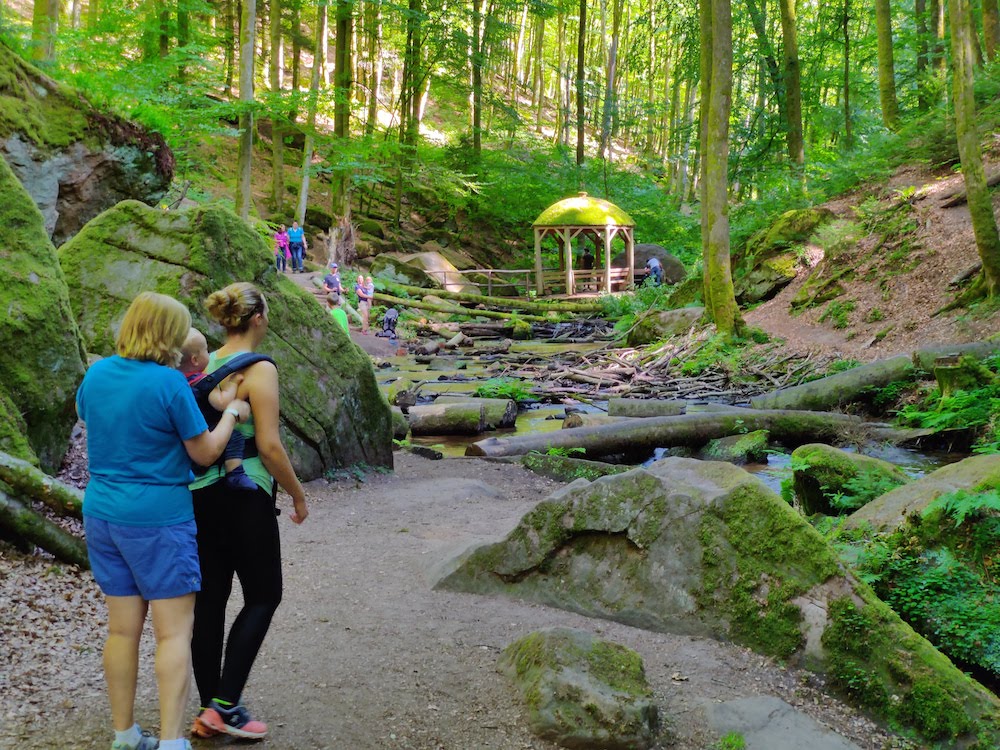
[421,267,632,297]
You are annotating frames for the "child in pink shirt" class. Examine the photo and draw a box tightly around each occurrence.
[273,225,291,272]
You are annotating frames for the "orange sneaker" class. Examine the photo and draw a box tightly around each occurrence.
[191,709,220,738]
[199,701,268,740]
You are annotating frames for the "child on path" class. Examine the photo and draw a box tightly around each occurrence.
[273,225,290,272]
[180,329,258,492]
[326,294,350,333]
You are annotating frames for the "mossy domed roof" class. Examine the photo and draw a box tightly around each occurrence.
[533,192,635,227]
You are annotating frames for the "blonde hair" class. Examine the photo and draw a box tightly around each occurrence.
[204,282,267,333]
[115,292,191,367]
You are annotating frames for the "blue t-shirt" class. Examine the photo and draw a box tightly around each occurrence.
[76,356,208,527]
[287,226,305,244]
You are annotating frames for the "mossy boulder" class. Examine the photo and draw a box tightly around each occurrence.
[399,251,478,293]
[436,457,1000,745]
[791,443,910,515]
[740,208,834,263]
[521,453,632,483]
[498,627,659,750]
[845,454,1000,532]
[626,307,704,346]
[0,42,172,243]
[0,154,87,471]
[735,251,800,304]
[700,429,770,465]
[357,218,385,239]
[58,200,392,477]
[371,253,438,288]
[665,276,703,308]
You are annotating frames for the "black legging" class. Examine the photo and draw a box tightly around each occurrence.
[191,482,282,707]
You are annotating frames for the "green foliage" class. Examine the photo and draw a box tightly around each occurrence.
[473,377,533,402]
[827,472,906,513]
[825,358,862,374]
[925,487,1000,528]
[541,446,586,458]
[601,282,676,328]
[678,330,770,379]
[897,384,1000,433]
[711,733,746,750]
[818,300,855,329]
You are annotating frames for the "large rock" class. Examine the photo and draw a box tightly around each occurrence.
[498,628,659,750]
[612,243,686,284]
[437,457,1000,745]
[399,251,478,293]
[0,153,87,471]
[626,306,704,346]
[846,454,1000,532]
[791,443,910,515]
[0,44,172,244]
[370,253,439,288]
[734,208,833,305]
[58,200,392,477]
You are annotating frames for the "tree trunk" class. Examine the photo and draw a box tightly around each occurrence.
[699,0,743,336]
[467,409,898,459]
[563,413,635,428]
[575,0,587,166]
[744,0,785,126]
[0,453,83,517]
[949,0,1000,296]
[235,0,257,220]
[364,0,382,137]
[433,395,518,429]
[296,4,324,224]
[225,0,236,95]
[472,0,484,158]
[270,0,284,212]
[533,13,545,133]
[778,0,804,170]
[598,0,622,159]
[985,0,1000,60]
[408,403,488,436]
[875,0,900,130]
[843,0,852,145]
[379,281,603,313]
[334,0,352,138]
[0,490,89,569]
[373,292,551,322]
[30,0,59,62]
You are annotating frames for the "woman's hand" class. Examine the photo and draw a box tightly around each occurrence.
[229,398,251,422]
[289,493,308,524]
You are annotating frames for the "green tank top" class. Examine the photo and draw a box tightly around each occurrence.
[188,351,274,495]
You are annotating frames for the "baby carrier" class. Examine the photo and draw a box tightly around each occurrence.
[376,308,399,339]
[189,353,276,474]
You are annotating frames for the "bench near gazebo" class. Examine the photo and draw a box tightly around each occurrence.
[532,192,636,296]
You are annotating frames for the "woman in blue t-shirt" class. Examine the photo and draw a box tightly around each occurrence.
[77,292,249,750]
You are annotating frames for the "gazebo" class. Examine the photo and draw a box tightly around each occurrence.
[532,192,636,296]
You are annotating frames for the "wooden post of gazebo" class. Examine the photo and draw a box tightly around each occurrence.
[534,228,543,296]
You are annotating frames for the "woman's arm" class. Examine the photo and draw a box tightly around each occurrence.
[184,398,250,466]
[242,362,308,524]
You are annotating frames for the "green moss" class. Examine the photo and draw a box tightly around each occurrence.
[0,148,87,471]
[899,679,972,740]
[585,641,651,696]
[521,453,631,483]
[533,193,635,227]
[742,208,835,262]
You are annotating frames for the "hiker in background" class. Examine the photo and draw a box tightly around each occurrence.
[190,282,307,742]
[323,262,343,299]
[179,328,258,492]
[365,277,375,332]
[272,225,290,273]
[326,293,349,333]
[287,221,306,272]
[581,246,595,290]
[76,291,248,750]
[376,307,399,340]
[355,274,372,335]
[644,256,663,286]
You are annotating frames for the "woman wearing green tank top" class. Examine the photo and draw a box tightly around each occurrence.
[189,282,308,741]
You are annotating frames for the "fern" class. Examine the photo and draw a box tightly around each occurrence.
[923,489,1000,528]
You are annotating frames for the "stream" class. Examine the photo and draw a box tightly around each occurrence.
[376,340,967,493]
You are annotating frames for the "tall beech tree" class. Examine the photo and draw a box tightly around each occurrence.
[949,0,1000,296]
[779,0,803,170]
[699,0,743,335]
[874,0,899,130]
[235,0,257,219]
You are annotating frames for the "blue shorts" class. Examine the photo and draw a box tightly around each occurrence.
[84,516,201,600]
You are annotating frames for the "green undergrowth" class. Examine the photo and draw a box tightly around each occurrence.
[474,377,533,402]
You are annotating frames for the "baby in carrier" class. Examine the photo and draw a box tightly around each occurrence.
[180,328,258,492]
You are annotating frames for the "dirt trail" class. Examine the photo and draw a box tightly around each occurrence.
[2,453,898,750]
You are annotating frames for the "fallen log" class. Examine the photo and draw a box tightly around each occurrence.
[373,292,551,323]
[466,409,903,459]
[939,169,1000,208]
[408,403,488,436]
[0,489,89,568]
[433,395,518,428]
[442,332,472,349]
[749,355,914,412]
[0,452,83,518]
[607,398,689,418]
[380,281,604,314]
[563,414,636,429]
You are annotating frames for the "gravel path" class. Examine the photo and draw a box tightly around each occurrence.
[1,452,903,750]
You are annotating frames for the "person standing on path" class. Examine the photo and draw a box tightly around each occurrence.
[273,225,290,273]
[287,221,306,272]
[77,292,249,750]
[323,262,344,299]
[189,282,308,742]
[355,274,372,334]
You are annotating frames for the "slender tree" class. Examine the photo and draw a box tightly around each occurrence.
[296,0,324,225]
[235,0,257,220]
[843,0,852,148]
[949,0,1000,296]
[471,0,484,157]
[30,0,59,61]
[598,0,623,158]
[984,0,1000,60]
[699,0,743,334]
[778,0,803,171]
[270,0,285,212]
[575,0,586,165]
[334,0,351,138]
[364,0,383,136]
[874,0,899,130]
